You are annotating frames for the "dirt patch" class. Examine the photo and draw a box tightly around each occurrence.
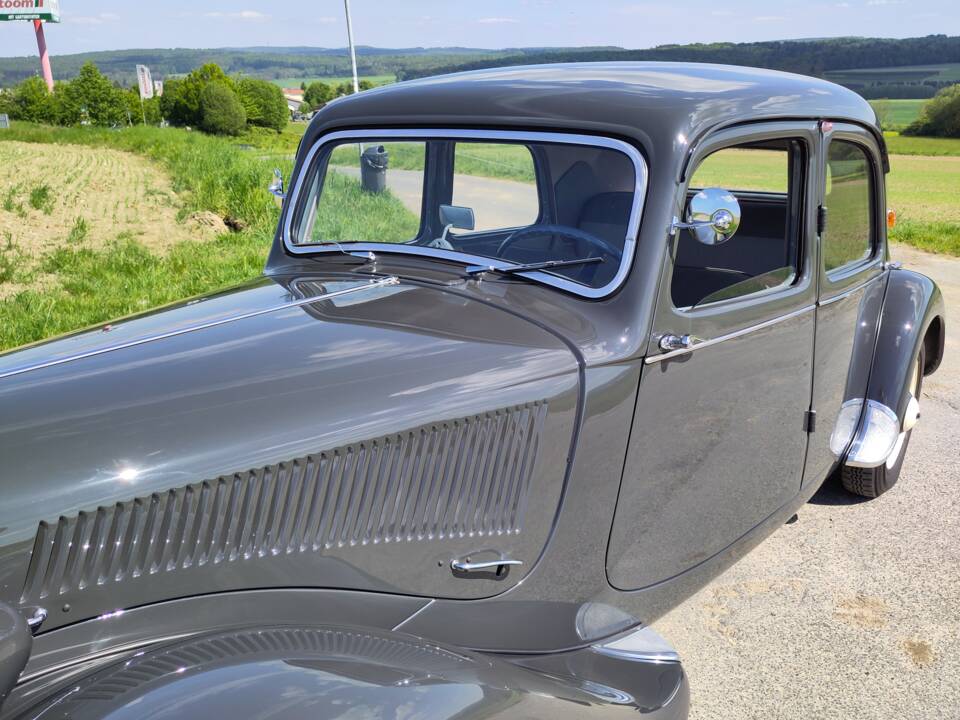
[833,594,890,629]
[902,638,935,668]
[0,141,225,297]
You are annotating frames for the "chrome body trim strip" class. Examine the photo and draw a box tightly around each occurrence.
[0,277,399,381]
[282,128,649,300]
[644,304,816,364]
[818,271,885,307]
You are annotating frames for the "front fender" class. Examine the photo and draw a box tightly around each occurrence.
[6,624,688,720]
[868,268,945,420]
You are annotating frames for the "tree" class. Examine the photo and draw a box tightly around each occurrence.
[903,84,960,138]
[10,76,55,123]
[237,78,287,132]
[200,81,246,136]
[56,62,126,126]
[162,63,233,128]
[332,79,373,99]
[303,80,333,109]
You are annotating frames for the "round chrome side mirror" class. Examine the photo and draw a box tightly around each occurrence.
[675,187,741,245]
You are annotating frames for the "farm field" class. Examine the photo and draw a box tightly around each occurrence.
[870,99,924,129]
[825,62,960,86]
[0,142,225,299]
[885,132,960,156]
[269,75,395,89]
[0,122,958,352]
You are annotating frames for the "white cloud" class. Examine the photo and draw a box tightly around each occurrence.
[68,13,120,26]
[203,10,270,21]
[476,17,519,24]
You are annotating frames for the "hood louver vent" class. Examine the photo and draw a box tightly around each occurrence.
[21,402,547,604]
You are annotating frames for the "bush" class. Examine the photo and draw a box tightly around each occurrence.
[237,78,288,132]
[200,81,246,136]
[10,76,56,123]
[903,84,960,138]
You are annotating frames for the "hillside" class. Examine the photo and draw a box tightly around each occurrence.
[0,45,617,87]
[403,35,960,99]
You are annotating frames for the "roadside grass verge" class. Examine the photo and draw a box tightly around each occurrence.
[890,220,960,256]
[0,230,270,351]
[0,122,420,351]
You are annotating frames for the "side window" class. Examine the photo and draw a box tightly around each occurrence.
[672,139,804,308]
[451,142,539,232]
[824,141,874,273]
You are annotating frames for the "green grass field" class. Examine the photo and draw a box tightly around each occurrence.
[870,99,925,130]
[1,122,958,352]
[885,132,960,156]
[825,62,960,86]
[269,75,395,89]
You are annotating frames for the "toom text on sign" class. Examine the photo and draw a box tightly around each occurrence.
[0,0,61,22]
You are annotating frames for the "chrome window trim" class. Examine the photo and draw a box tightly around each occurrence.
[282,128,649,300]
[644,304,815,364]
[0,277,399,381]
[818,271,884,307]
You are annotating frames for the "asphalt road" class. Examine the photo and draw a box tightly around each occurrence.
[656,244,959,719]
[332,167,538,230]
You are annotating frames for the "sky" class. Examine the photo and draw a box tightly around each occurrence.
[0,0,957,56]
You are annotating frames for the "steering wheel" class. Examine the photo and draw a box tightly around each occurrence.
[496,224,620,260]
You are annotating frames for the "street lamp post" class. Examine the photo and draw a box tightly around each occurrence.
[343,0,360,95]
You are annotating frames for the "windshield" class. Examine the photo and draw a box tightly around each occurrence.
[287,134,641,292]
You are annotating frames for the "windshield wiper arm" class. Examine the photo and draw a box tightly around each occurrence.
[464,256,603,276]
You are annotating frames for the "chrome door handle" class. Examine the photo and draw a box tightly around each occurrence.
[450,557,523,573]
[658,333,697,352]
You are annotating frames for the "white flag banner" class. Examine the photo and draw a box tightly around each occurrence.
[136,65,154,100]
[153,79,164,97]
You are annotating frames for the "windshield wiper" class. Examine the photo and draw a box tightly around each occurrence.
[464,256,603,277]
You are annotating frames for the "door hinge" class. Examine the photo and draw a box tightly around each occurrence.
[803,410,817,433]
[817,206,828,236]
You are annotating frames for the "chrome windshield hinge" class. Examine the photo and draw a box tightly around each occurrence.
[803,410,817,433]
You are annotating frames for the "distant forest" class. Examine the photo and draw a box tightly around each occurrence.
[1,36,958,99]
[0,46,608,87]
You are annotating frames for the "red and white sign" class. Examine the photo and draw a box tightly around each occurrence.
[0,0,61,22]
[136,65,154,100]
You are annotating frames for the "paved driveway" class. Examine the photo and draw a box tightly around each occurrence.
[656,244,959,719]
[332,167,538,230]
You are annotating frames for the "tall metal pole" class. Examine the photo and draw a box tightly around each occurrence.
[343,0,360,94]
[33,20,54,91]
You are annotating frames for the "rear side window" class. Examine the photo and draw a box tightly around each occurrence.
[824,141,874,273]
[672,139,804,308]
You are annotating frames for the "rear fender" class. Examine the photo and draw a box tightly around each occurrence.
[868,268,944,418]
[840,268,944,468]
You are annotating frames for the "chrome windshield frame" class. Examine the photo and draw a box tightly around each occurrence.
[282,128,649,300]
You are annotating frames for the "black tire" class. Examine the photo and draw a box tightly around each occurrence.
[841,347,924,498]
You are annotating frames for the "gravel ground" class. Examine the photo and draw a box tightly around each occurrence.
[656,244,959,720]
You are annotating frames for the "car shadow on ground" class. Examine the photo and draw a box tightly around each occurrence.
[807,474,873,506]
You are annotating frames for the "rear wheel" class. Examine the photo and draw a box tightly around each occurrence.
[841,347,924,498]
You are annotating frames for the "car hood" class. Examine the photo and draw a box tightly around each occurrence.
[0,274,579,628]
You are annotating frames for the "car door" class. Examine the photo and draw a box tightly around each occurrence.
[607,122,819,591]
[802,122,887,488]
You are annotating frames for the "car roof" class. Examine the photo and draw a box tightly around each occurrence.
[306,61,879,155]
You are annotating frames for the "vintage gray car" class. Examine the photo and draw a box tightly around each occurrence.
[0,63,946,719]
